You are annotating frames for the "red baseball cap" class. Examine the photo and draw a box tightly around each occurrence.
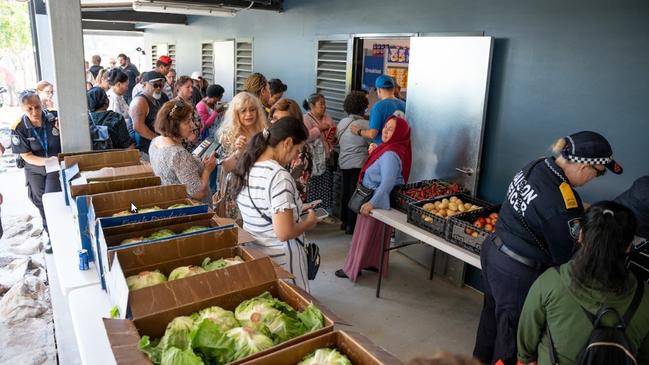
[158,55,172,65]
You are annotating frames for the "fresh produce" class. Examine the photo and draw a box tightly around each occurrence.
[169,265,206,281]
[168,203,192,209]
[149,229,176,240]
[298,348,352,365]
[191,307,239,332]
[126,270,168,290]
[120,226,211,245]
[182,226,208,234]
[395,181,463,202]
[420,196,482,222]
[202,256,244,271]
[110,205,164,217]
[464,212,499,237]
[120,237,144,245]
[138,292,325,364]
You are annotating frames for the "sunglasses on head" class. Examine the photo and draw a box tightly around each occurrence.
[588,164,607,177]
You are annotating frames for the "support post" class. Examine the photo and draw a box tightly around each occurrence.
[45,0,91,152]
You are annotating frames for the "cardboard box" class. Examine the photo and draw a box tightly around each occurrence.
[242,330,403,365]
[88,185,212,288]
[101,213,253,247]
[71,176,162,255]
[59,150,153,205]
[103,258,338,365]
[104,225,292,310]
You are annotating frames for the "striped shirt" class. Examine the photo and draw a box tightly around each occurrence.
[236,160,309,291]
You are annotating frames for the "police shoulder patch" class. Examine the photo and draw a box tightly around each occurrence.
[11,135,20,146]
[559,182,578,209]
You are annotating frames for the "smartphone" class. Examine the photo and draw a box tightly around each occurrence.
[302,207,329,220]
[302,200,322,211]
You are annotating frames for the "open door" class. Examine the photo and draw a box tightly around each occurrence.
[405,36,493,194]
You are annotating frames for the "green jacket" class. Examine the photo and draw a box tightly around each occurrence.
[518,262,649,365]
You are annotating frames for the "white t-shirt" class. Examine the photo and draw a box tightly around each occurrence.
[236,159,310,291]
[107,89,129,121]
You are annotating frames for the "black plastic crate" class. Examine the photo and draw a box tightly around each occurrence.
[447,205,501,254]
[391,179,464,213]
[406,194,492,238]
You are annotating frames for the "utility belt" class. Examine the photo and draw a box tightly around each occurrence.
[492,235,547,271]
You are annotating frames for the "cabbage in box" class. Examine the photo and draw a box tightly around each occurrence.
[103,257,342,365]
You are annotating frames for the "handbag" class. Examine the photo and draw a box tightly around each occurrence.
[348,184,374,214]
[246,175,321,280]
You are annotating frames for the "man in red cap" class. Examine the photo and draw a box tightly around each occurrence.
[131,55,173,102]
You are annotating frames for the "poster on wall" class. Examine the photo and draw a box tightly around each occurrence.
[386,67,408,90]
[362,55,384,90]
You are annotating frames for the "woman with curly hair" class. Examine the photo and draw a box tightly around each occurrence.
[214,92,267,220]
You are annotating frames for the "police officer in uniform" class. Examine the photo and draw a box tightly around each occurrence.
[11,90,62,253]
[472,131,623,365]
[615,176,649,282]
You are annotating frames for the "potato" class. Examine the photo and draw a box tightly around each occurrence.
[457,199,464,206]
[440,201,449,209]
[464,203,472,210]
[438,210,447,217]
[442,198,450,204]
[458,204,466,212]
[434,201,442,208]
[448,203,458,211]
[424,216,434,223]
[423,203,435,211]
[450,196,458,203]
[446,209,455,217]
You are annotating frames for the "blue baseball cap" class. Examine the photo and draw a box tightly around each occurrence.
[375,75,395,89]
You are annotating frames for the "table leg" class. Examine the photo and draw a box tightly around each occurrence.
[376,223,388,298]
[429,247,437,280]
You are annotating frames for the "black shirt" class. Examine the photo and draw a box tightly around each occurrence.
[629,236,649,283]
[11,112,62,171]
[133,92,163,153]
[496,157,584,266]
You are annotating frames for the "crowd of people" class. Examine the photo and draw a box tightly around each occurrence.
[5,52,649,365]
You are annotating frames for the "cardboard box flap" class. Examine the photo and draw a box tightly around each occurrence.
[81,165,154,182]
[339,331,403,365]
[58,149,124,161]
[63,149,140,171]
[70,176,161,199]
[105,217,224,247]
[102,318,150,365]
[108,226,239,270]
[127,257,278,319]
[90,184,188,215]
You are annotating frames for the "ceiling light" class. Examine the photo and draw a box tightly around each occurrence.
[132,1,237,17]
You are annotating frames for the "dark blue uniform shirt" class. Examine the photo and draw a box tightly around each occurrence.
[11,111,62,169]
[496,157,584,266]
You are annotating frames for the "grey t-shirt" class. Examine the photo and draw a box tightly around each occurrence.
[149,139,207,202]
[336,115,370,169]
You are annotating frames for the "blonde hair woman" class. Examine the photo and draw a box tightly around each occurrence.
[215,92,267,220]
[93,68,110,91]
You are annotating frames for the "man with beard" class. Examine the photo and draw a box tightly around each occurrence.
[129,71,166,157]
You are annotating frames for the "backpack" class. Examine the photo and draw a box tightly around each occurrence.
[548,267,644,365]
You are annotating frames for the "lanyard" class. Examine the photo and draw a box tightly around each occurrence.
[25,114,49,157]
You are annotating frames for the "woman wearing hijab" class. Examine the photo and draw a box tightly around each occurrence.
[336,116,412,281]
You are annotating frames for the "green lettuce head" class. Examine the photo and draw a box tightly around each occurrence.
[120,237,144,245]
[234,292,283,328]
[139,206,162,213]
[169,266,206,281]
[190,319,235,364]
[297,303,324,332]
[168,203,191,209]
[265,313,306,343]
[149,229,176,240]
[126,270,167,290]
[160,347,204,365]
[225,327,273,361]
[191,306,239,332]
[298,348,352,365]
[182,226,208,234]
[158,316,195,351]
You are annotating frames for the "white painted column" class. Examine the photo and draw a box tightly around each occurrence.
[45,0,91,152]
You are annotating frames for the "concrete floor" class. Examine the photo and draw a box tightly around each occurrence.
[308,222,483,361]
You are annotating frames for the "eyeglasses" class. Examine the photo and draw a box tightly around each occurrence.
[151,82,164,89]
[589,165,607,177]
